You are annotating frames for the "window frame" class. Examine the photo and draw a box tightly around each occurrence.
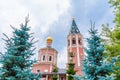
[49,55,52,62]
[42,55,46,61]
[72,38,76,45]
[78,38,82,45]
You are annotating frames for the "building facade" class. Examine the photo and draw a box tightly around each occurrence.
[67,18,84,75]
[32,18,84,80]
[32,36,66,80]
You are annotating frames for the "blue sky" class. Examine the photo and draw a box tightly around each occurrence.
[0,0,114,68]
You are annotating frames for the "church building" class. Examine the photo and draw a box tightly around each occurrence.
[32,18,84,80]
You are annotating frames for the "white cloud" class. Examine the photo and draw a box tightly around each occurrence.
[0,0,71,43]
[0,0,71,34]
[0,0,71,68]
[84,0,98,15]
[97,8,114,27]
[18,0,71,35]
[57,46,67,68]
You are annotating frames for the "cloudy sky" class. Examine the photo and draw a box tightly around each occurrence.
[0,0,114,68]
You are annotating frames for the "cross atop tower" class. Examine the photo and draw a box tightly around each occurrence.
[69,17,80,34]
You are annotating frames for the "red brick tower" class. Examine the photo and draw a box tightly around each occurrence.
[67,18,84,75]
[32,36,58,74]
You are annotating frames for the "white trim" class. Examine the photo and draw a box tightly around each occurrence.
[70,35,72,52]
[76,34,80,66]
[41,55,46,62]
[50,64,52,72]
[58,75,59,80]
[38,51,40,62]
[48,55,53,62]
[46,48,48,62]
[46,75,48,80]
[54,51,56,64]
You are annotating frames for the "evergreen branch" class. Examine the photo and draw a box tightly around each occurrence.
[25,15,30,26]
[2,33,12,44]
[30,38,35,43]
[2,38,12,46]
[0,52,6,60]
[29,32,34,36]
[28,27,31,29]
[10,25,16,30]
[32,40,39,44]
[4,47,7,50]
[3,33,10,40]
[2,38,7,41]
[32,48,36,52]
[29,36,33,38]
[90,21,95,31]
[20,23,24,27]
[0,52,3,56]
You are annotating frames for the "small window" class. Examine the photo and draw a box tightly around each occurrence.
[78,39,81,45]
[68,40,70,46]
[42,55,45,61]
[49,56,52,61]
[72,38,76,44]
[37,70,40,72]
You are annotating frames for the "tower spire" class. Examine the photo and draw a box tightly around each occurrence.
[69,18,80,34]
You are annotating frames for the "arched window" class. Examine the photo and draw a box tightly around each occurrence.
[37,70,40,73]
[78,38,82,45]
[72,38,76,44]
[68,40,70,46]
[42,55,45,61]
[49,56,52,61]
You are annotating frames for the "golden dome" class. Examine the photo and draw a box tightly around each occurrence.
[46,36,53,43]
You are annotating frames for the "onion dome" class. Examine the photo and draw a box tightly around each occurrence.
[46,36,53,43]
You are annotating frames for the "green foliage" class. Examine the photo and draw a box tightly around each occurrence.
[101,24,111,38]
[109,0,120,27]
[66,52,76,80]
[100,0,120,79]
[83,23,115,80]
[0,16,40,80]
[101,24,120,80]
[69,52,74,57]
[66,62,76,80]
[52,67,58,80]
[52,67,58,73]
[67,63,76,75]
[72,75,81,80]
[72,75,86,80]
[52,74,58,80]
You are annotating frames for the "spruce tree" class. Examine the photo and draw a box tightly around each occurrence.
[0,16,40,80]
[72,75,86,80]
[83,23,115,80]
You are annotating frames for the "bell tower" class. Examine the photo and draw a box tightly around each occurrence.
[67,18,84,75]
